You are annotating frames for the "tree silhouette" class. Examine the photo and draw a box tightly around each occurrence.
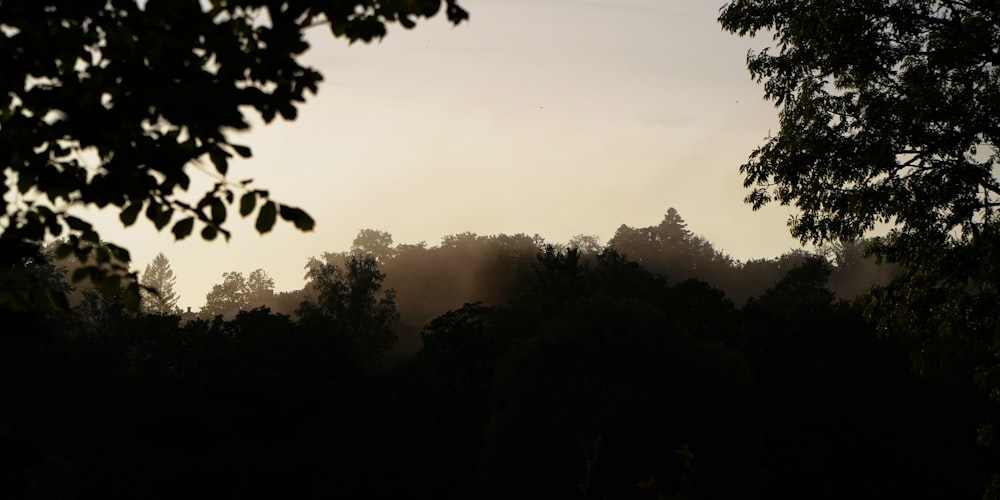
[202,268,274,318]
[567,234,602,255]
[608,208,732,286]
[0,0,468,308]
[352,228,397,263]
[140,252,180,315]
[298,254,399,365]
[720,1,1000,484]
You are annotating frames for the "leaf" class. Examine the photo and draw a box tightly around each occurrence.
[120,201,142,226]
[279,205,315,231]
[240,191,256,217]
[100,274,121,295]
[146,202,174,230]
[106,243,131,263]
[81,230,100,244]
[201,225,218,241]
[172,217,195,240]
[55,243,73,259]
[74,245,92,263]
[261,107,276,123]
[209,147,230,175]
[231,144,252,158]
[256,201,277,233]
[210,197,226,224]
[154,208,174,230]
[72,267,90,283]
[64,215,92,232]
[96,246,111,264]
[278,103,297,120]
[122,282,142,312]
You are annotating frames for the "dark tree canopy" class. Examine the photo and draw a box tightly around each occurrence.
[719,0,1000,248]
[298,253,399,363]
[607,208,732,285]
[718,0,1000,344]
[720,1,1000,490]
[0,0,467,306]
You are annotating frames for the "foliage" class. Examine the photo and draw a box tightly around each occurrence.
[298,253,399,363]
[0,243,71,314]
[482,296,760,500]
[718,3,1000,478]
[202,268,274,318]
[3,228,991,498]
[607,208,732,286]
[737,257,988,498]
[140,252,179,314]
[567,234,602,255]
[0,0,468,308]
[351,228,396,263]
[719,0,1000,247]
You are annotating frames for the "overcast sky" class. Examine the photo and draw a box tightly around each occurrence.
[87,0,802,310]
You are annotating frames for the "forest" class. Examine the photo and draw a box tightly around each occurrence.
[2,208,995,499]
[4,0,1000,498]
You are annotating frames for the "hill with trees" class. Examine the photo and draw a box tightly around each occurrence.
[4,210,983,499]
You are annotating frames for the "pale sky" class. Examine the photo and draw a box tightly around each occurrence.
[86,0,803,311]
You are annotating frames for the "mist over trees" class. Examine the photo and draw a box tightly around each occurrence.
[1,213,988,498]
[8,206,980,499]
[202,268,276,319]
[4,0,1000,497]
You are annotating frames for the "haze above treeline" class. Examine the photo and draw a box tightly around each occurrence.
[62,207,895,358]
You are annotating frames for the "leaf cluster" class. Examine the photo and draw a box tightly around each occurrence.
[719,0,1000,248]
[0,0,466,308]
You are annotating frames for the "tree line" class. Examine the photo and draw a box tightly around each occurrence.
[0,209,992,498]
[5,0,1000,497]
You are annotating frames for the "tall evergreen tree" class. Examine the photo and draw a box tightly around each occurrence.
[140,252,179,315]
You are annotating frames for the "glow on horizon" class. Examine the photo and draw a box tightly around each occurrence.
[85,0,801,311]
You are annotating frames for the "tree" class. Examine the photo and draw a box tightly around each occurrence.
[719,1,1000,491]
[351,228,396,263]
[202,268,275,318]
[0,0,468,307]
[717,2,1000,353]
[607,208,732,284]
[298,253,398,364]
[567,234,603,255]
[140,252,179,314]
[719,1,1000,247]
[0,242,72,316]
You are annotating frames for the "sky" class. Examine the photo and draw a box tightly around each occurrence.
[86,0,803,311]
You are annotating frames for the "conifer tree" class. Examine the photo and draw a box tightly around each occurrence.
[141,252,180,315]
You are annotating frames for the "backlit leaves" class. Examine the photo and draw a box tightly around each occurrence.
[0,0,467,310]
[256,201,277,233]
[120,201,143,227]
[240,192,257,217]
[172,217,195,240]
[280,205,315,232]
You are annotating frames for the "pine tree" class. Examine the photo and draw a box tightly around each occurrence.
[141,252,180,315]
